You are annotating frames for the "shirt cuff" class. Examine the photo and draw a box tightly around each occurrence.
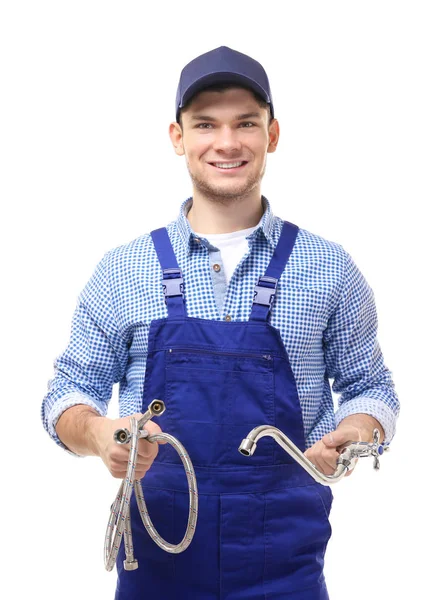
[47,392,107,457]
[334,396,397,444]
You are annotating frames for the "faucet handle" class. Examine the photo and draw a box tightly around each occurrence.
[371,427,391,469]
[337,428,389,471]
[355,428,388,469]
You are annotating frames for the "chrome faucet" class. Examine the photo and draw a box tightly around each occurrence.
[239,426,389,485]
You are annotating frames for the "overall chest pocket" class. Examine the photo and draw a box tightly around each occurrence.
[161,347,276,467]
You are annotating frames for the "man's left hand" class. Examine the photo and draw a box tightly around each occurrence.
[303,414,385,477]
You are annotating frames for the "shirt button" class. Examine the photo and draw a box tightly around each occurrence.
[193,237,201,243]
[213,263,221,272]
[225,315,232,322]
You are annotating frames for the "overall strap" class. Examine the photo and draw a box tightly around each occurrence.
[250,221,299,322]
[150,227,186,318]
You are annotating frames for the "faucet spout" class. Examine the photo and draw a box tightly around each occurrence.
[239,425,351,485]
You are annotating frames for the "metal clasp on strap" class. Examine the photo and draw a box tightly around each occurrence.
[162,268,184,303]
[253,276,278,307]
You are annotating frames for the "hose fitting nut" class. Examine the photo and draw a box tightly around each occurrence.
[114,428,131,444]
[123,559,139,571]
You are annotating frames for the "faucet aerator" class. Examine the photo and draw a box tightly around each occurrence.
[239,438,256,456]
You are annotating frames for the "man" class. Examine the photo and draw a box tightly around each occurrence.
[42,46,399,599]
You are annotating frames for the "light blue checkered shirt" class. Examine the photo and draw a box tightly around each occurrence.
[41,196,399,455]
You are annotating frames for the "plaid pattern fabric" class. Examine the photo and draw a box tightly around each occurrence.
[41,196,399,455]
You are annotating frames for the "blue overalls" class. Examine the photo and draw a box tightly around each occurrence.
[115,221,333,599]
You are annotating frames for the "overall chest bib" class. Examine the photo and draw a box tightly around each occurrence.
[115,222,333,600]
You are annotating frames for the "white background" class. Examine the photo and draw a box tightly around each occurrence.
[1,1,437,598]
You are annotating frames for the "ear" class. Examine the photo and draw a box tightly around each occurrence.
[267,118,280,154]
[169,122,185,156]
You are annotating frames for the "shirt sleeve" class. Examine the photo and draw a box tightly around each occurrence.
[41,251,127,456]
[323,250,400,444]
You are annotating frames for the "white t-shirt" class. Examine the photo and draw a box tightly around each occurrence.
[194,226,258,285]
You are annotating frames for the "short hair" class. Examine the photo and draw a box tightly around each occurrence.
[177,82,273,130]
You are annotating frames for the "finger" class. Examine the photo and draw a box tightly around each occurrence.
[106,447,131,477]
[321,431,345,448]
[134,464,153,479]
[135,460,158,473]
[107,444,131,468]
[110,453,154,479]
[127,415,166,445]
[112,453,154,479]
[319,447,340,473]
[311,456,333,476]
[312,455,338,475]
[140,421,168,445]
[134,453,157,478]
[306,443,340,475]
[110,470,127,479]
[321,428,359,449]
[304,444,322,465]
[136,437,159,460]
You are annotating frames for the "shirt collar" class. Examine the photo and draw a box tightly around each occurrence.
[176,195,277,255]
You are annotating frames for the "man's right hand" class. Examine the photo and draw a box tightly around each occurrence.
[55,404,165,480]
[92,414,165,480]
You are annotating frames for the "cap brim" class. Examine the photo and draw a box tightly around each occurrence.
[179,72,271,111]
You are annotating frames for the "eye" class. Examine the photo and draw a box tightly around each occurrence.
[195,122,256,129]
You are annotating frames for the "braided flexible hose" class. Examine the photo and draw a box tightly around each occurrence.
[104,413,198,571]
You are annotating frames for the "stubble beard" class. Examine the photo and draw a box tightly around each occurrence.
[187,159,267,205]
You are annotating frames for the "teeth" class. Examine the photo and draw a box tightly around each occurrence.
[212,161,244,169]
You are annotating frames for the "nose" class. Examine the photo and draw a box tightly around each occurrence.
[212,126,242,153]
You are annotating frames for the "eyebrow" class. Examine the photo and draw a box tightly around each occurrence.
[190,112,262,122]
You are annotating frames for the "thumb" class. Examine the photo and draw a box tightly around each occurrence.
[133,413,167,445]
[321,429,351,448]
[143,419,168,445]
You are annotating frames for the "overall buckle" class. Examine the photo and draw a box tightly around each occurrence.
[253,276,278,307]
[162,268,184,303]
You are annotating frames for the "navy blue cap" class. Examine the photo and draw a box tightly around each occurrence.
[175,46,274,121]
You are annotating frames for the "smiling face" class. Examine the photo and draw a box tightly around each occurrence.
[169,86,279,204]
